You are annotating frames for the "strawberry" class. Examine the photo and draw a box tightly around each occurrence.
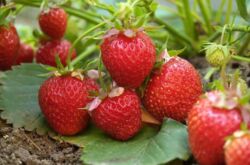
[14,43,34,65]
[38,75,99,135]
[36,39,76,67]
[92,89,142,141]
[188,91,243,165]
[0,23,20,70]
[101,30,156,88]
[225,131,250,165]
[39,7,67,39]
[143,56,202,122]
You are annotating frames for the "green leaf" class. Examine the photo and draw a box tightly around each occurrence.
[133,13,150,28]
[168,47,186,57]
[81,119,191,165]
[236,0,250,22]
[0,64,53,135]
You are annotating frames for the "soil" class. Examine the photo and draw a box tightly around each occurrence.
[0,119,82,165]
[0,57,249,165]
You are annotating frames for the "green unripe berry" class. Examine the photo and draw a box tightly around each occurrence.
[205,43,230,67]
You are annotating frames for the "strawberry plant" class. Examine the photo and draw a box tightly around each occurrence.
[0,0,250,164]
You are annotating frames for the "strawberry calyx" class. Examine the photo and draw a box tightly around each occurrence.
[102,28,145,39]
[206,91,239,110]
[0,3,16,27]
[85,82,125,113]
[224,129,250,148]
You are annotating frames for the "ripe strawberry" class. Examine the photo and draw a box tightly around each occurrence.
[225,131,250,165]
[143,57,202,122]
[0,23,20,70]
[14,43,34,65]
[36,39,76,67]
[92,90,142,141]
[188,91,243,165]
[39,7,67,39]
[101,30,156,88]
[39,75,99,135]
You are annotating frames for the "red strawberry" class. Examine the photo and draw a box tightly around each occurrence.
[0,23,20,70]
[14,43,34,65]
[36,39,76,67]
[101,31,156,88]
[39,7,67,39]
[188,91,243,165]
[92,90,142,141]
[39,75,98,135]
[225,131,250,165]
[143,57,202,122]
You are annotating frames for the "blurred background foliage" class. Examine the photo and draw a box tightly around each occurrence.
[11,0,250,62]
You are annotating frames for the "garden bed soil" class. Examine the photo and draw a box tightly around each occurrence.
[0,119,82,165]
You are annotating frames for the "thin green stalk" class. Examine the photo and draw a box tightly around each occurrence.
[225,0,233,24]
[182,0,197,39]
[13,0,101,24]
[228,25,250,32]
[207,0,212,16]
[208,25,250,42]
[71,45,98,66]
[67,21,106,69]
[154,18,194,48]
[197,0,212,34]
[215,0,226,22]
[208,31,221,42]
[232,55,250,63]
[63,7,101,24]
[239,34,250,55]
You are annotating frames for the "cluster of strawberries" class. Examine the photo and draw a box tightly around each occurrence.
[37,7,202,140]
[2,5,250,165]
[37,8,250,165]
[0,7,75,71]
[0,23,34,70]
[36,7,76,66]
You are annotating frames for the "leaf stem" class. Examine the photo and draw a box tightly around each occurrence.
[71,45,98,66]
[182,0,196,39]
[208,25,250,42]
[154,18,195,49]
[215,0,226,22]
[13,0,101,24]
[197,0,212,34]
[225,0,232,24]
[67,22,106,69]
[238,34,250,55]
[232,55,250,63]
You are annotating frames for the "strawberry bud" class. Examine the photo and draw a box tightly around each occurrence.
[205,43,230,67]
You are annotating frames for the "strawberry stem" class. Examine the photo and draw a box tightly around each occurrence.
[70,45,98,67]
[98,53,107,93]
[12,0,102,24]
[220,64,228,90]
[66,21,106,69]
[232,55,250,63]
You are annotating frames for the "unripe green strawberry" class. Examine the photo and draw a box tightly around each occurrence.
[205,43,230,67]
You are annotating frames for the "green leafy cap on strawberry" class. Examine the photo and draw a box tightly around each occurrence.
[224,129,250,148]
[85,82,126,112]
